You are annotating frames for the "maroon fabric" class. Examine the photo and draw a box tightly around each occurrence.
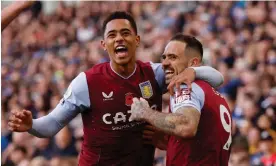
[79,61,162,166]
[166,80,231,166]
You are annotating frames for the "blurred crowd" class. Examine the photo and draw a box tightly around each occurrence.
[1,1,276,166]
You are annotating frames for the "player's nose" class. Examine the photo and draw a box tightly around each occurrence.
[162,57,170,69]
[115,34,124,43]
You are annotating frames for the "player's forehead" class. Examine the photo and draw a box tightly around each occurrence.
[104,19,134,35]
[163,41,186,56]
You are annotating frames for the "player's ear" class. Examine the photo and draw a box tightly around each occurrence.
[101,40,107,51]
[188,57,201,67]
[135,35,140,47]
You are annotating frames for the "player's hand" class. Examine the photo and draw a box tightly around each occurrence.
[143,125,168,150]
[167,67,195,95]
[8,109,33,132]
[129,97,149,121]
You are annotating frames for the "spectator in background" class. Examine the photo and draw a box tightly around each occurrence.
[247,127,261,155]
[258,131,276,166]
[52,127,78,157]
[32,137,53,160]
[29,156,48,166]
[9,146,29,166]
[2,145,29,166]
[229,136,250,166]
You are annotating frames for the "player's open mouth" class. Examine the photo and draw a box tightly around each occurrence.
[165,69,174,78]
[115,45,128,58]
[165,69,174,75]
[165,70,174,74]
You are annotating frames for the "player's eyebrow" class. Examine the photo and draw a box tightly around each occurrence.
[107,28,132,35]
[107,30,117,35]
[120,28,131,33]
[168,54,177,57]
[162,53,177,59]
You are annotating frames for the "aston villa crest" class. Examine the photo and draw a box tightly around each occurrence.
[139,80,153,99]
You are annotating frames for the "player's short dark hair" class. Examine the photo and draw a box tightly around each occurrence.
[170,33,203,59]
[102,11,138,35]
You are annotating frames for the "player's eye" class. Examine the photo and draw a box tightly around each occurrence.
[169,55,177,60]
[108,33,116,38]
[122,31,130,36]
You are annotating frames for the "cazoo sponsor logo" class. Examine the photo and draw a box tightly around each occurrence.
[102,104,157,129]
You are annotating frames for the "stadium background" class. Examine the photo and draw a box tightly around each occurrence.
[1,1,276,166]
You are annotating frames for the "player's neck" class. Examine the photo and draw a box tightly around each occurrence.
[110,61,137,78]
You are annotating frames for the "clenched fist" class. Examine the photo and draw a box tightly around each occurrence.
[129,97,149,121]
[8,109,33,132]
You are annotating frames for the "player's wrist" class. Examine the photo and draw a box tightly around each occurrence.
[140,107,154,121]
[27,119,33,131]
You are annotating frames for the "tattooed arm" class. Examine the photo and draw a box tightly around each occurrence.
[130,83,204,138]
[130,98,200,138]
[147,107,200,138]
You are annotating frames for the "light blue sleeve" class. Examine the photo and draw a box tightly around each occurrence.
[28,72,90,138]
[170,83,205,113]
[60,72,90,112]
[150,62,166,92]
[191,66,224,88]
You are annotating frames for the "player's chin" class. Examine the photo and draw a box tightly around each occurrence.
[165,76,173,85]
[115,57,132,65]
[165,78,172,85]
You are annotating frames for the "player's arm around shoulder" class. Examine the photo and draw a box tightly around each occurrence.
[167,66,224,95]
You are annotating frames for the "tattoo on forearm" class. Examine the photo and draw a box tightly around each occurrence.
[145,109,194,136]
[154,116,175,131]
[148,112,186,135]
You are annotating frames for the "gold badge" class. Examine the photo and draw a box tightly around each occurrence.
[139,81,153,99]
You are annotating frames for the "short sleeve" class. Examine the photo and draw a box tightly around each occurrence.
[60,72,90,112]
[170,83,205,113]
